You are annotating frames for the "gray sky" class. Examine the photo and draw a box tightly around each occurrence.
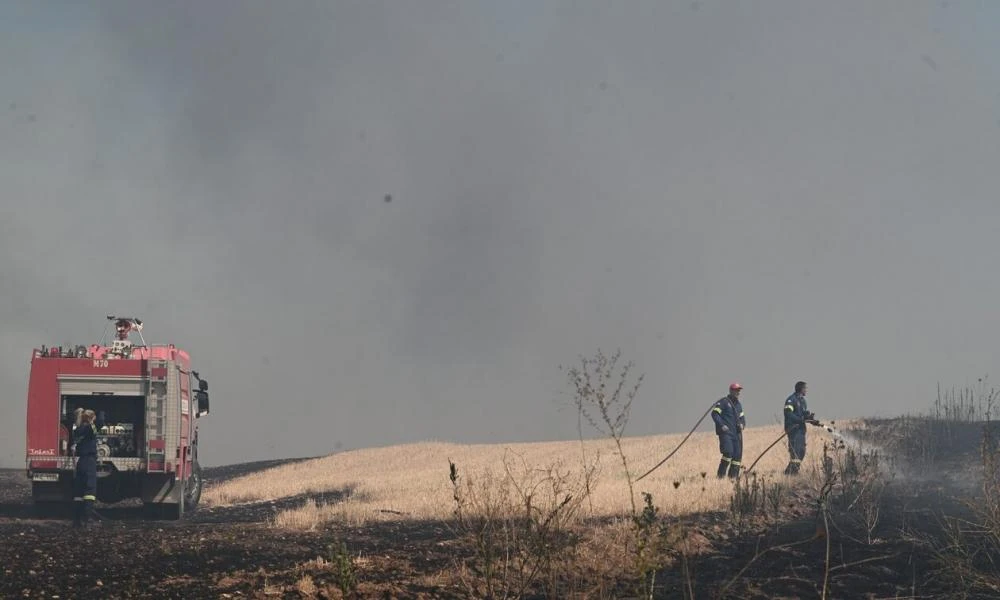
[3,1,999,467]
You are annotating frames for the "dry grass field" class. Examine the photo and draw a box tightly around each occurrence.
[202,423,846,530]
[6,412,1000,599]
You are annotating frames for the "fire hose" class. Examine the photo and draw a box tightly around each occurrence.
[743,418,835,476]
[636,403,715,482]
[636,408,835,482]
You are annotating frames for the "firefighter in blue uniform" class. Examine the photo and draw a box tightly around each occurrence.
[711,383,746,479]
[71,409,100,527]
[783,381,815,475]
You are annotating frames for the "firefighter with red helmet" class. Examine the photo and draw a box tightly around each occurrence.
[711,383,747,479]
[71,409,100,527]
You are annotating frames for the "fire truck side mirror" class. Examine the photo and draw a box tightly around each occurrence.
[196,390,210,417]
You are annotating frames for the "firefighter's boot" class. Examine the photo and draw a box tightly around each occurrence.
[717,458,730,479]
[727,462,742,479]
[784,460,801,476]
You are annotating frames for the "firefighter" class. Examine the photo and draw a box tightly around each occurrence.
[783,381,815,475]
[711,382,746,479]
[71,409,100,527]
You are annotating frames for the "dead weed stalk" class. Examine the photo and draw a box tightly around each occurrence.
[927,420,1000,597]
[447,448,590,599]
[564,348,697,599]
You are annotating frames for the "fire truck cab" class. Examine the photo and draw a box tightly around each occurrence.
[24,316,210,520]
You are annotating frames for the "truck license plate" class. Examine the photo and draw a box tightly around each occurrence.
[32,473,59,482]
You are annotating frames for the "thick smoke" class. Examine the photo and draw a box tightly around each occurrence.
[3,1,1000,467]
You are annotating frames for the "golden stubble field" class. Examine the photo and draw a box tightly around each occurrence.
[202,423,847,530]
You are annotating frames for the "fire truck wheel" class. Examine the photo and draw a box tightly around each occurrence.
[184,461,203,511]
[96,475,124,504]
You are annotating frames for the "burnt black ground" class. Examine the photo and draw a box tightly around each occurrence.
[665,477,980,599]
[666,420,995,600]
[0,464,462,599]
[1,420,996,599]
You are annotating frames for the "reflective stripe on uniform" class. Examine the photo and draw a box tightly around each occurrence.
[712,407,723,414]
[82,495,96,501]
[73,497,83,501]
[731,461,742,466]
[789,458,801,464]
[785,405,794,410]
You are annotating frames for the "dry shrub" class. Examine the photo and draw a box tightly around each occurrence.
[448,449,591,599]
[294,574,317,598]
[271,498,381,531]
[929,422,1000,596]
[729,472,787,536]
[272,498,325,531]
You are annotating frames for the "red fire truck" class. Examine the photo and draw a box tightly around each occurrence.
[24,316,210,520]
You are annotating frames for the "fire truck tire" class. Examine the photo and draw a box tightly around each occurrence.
[184,461,203,511]
[96,475,124,504]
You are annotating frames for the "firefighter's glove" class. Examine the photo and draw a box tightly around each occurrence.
[721,425,729,433]
[806,419,821,427]
[805,411,816,421]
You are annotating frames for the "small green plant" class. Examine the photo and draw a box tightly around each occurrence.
[632,491,661,598]
[327,541,357,596]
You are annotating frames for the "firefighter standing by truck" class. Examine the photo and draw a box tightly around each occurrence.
[71,409,100,527]
[711,383,746,479]
[783,381,816,475]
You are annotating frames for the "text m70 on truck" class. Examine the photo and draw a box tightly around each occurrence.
[24,316,211,520]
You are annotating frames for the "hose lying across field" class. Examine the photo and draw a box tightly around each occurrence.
[741,429,792,476]
[635,402,715,482]
[635,405,844,482]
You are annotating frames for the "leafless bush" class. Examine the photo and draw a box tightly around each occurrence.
[562,348,698,599]
[817,448,837,600]
[447,450,591,599]
[812,435,893,546]
[729,473,786,536]
[561,348,644,515]
[929,421,1000,597]
[846,449,891,546]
